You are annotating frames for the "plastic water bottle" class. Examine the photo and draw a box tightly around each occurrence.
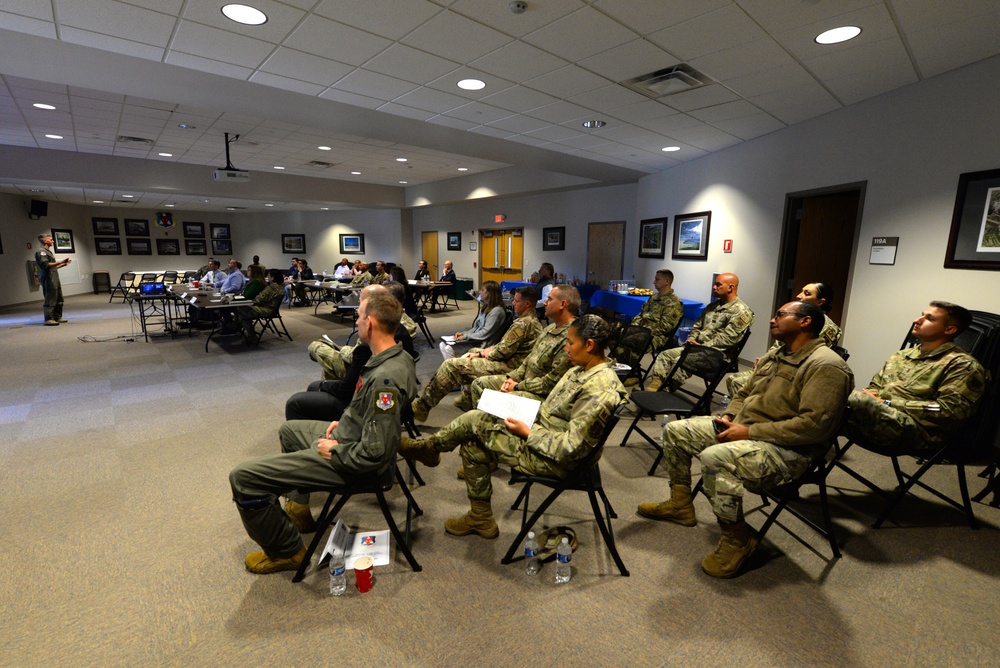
[555,537,572,584]
[524,531,540,576]
[720,394,730,413]
[329,553,347,596]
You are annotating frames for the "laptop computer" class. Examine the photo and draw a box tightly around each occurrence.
[139,282,167,296]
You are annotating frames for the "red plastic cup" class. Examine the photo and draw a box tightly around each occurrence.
[192,281,200,288]
[353,556,374,593]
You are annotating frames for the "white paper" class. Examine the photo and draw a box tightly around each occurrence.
[318,519,391,570]
[477,388,541,426]
[441,335,457,343]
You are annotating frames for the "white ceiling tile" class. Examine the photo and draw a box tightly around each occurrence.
[775,3,899,64]
[738,0,878,33]
[392,86,471,113]
[554,134,615,150]
[56,0,176,46]
[662,84,742,112]
[60,26,165,61]
[593,0,731,34]
[523,125,582,142]
[425,68,513,100]
[524,65,608,99]
[450,0,583,37]
[402,11,513,63]
[260,48,355,87]
[479,86,559,113]
[313,0,443,40]
[119,0,184,12]
[485,114,552,134]
[468,125,511,139]
[821,59,919,106]
[712,112,785,140]
[334,70,419,101]
[163,52,255,80]
[364,45,459,84]
[171,21,275,68]
[753,91,841,125]
[180,0,305,43]
[668,125,740,152]
[469,41,568,81]
[248,72,327,96]
[283,15,393,67]
[376,103,437,121]
[69,87,125,102]
[522,6,635,62]
[0,11,57,38]
[316,88,383,110]
[525,100,594,124]
[568,84,648,111]
[578,38,678,82]
[688,99,762,124]
[907,16,1000,78]
[690,38,797,83]
[441,101,512,124]
[803,36,912,83]
[721,61,817,98]
[607,99,677,124]
[634,113,707,135]
[648,5,767,62]
[1,0,53,20]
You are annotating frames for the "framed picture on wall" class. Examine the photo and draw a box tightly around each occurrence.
[447,232,461,251]
[96,238,122,255]
[157,238,180,256]
[671,211,712,261]
[185,239,207,255]
[210,223,231,240]
[339,233,365,254]
[212,239,233,255]
[638,217,667,259]
[184,222,205,238]
[124,219,149,236]
[469,242,477,251]
[127,238,152,255]
[282,234,306,254]
[51,228,75,253]
[542,226,565,251]
[92,217,119,236]
[945,167,1000,270]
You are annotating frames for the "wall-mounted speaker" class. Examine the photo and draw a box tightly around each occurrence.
[29,199,48,219]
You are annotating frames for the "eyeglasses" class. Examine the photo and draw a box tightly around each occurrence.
[773,310,805,319]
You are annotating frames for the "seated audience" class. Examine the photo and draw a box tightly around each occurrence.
[414,260,431,281]
[201,259,227,286]
[229,292,417,574]
[400,314,627,539]
[247,255,265,275]
[431,260,456,310]
[333,258,353,279]
[218,258,247,295]
[197,257,216,279]
[439,281,506,359]
[243,264,266,299]
[287,258,300,280]
[614,269,683,385]
[351,261,373,286]
[844,301,986,452]
[636,302,853,578]
[370,260,390,285]
[236,269,286,339]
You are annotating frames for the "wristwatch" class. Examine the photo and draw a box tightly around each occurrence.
[883,399,891,407]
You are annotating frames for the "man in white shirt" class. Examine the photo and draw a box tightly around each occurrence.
[333,258,353,279]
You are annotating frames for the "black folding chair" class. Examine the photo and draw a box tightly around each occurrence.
[500,409,629,576]
[611,324,653,387]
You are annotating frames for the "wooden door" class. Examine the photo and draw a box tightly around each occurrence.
[480,229,523,284]
[421,231,438,279]
[586,221,625,288]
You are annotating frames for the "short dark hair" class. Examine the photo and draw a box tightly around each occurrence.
[540,262,554,276]
[570,314,612,350]
[384,281,406,305]
[365,292,402,334]
[655,269,674,282]
[266,269,284,282]
[930,301,973,335]
[514,286,538,303]
[552,285,581,315]
[792,301,825,336]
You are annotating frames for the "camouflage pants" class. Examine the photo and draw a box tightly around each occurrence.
[650,347,691,388]
[844,391,930,452]
[426,409,566,500]
[470,374,543,405]
[420,358,510,409]
[726,369,752,398]
[308,340,355,380]
[662,416,818,522]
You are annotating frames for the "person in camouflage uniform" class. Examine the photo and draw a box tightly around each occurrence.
[845,301,986,452]
[469,285,580,405]
[369,260,390,285]
[616,269,684,362]
[350,262,373,286]
[400,314,628,538]
[647,273,754,391]
[411,286,542,421]
[236,269,286,339]
[637,302,853,578]
[35,233,70,325]
[727,281,842,396]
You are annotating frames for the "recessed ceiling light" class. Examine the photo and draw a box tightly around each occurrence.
[158,152,173,157]
[457,79,486,91]
[457,167,468,171]
[33,103,56,110]
[815,26,861,44]
[396,157,407,162]
[661,146,681,152]
[93,200,104,203]
[201,199,210,203]
[264,203,274,207]
[351,171,361,175]
[320,207,329,210]
[165,204,175,207]
[318,145,331,151]
[273,165,285,170]
[582,120,606,129]
[178,123,195,129]
[30,189,42,192]
[44,134,63,139]
[122,194,135,198]
[221,4,267,26]
[399,181,408,184]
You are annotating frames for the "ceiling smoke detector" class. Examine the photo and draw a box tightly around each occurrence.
[621,64,712,98]
[509,1,527,14]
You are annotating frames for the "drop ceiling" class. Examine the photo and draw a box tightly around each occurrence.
[1,0,999,212]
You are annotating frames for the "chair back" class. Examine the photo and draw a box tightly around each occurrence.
[162,270,178,284]
[614,325,653,369]
[182,270,198,282]
[831,345,850,361]
[139,272,158,283]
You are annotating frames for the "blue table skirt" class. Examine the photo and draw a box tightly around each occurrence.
[589,289,705,322]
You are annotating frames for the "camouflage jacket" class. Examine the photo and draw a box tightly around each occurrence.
[250,281,284,317]
[690,296,754,349]
[351,271,373,286]
[470,312,543,368]
[400,312,418,339]
[632,290,684,352]
[526,360,628,467]
[507,319,573,397]
[866,341,986,441]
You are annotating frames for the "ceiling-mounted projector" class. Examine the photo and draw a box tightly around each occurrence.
[214,169,250,182]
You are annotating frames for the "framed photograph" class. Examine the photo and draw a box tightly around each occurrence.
[447,231,461,251]
[212,239,233,255]
[124,218,149,237]
[92,217,119,236]
[96,238,122,255]
[157,238,180,256]
[127,238,152,255]
[469,242,477,251]
[639,217,667,259]
[282,234,306,254]
[542,226,565,252]
[185,239,207,255]
[672,211,712,261]
[210,223,231,240]
[51,228,75,253]
[183,222,205,238]
[339,233,365,255]
[945,168,1000,270]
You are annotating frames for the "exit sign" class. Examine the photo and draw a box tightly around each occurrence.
[494,214,506,223]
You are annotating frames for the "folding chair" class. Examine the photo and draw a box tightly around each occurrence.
[635,325,680,388]
[246,303,293,345]
[611,324,653,387]
[292,463,423,582]
[161,270,179,284]
[109,272,135,303]
[500,409,629,576]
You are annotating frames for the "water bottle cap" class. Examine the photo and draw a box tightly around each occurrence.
[527,531,535,538]
[561,537,569,544]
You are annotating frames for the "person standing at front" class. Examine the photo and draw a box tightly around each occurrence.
[35,234,70,326]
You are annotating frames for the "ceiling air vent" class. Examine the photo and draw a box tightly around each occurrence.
[620,64,712,98]
[307,160,334,168]
[116,135,155,145]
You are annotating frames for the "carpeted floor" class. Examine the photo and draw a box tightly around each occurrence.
[1,293,998,667]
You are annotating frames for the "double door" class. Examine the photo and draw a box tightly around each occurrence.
[480,229,523,284]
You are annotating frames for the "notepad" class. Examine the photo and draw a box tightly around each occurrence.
[477,388,541,426]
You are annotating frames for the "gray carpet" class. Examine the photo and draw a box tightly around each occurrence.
[1,294,998,667]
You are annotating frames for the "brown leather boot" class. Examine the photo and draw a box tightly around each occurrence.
[701,520,759,578]
[637,484,697,526]
[444,499,499,539]
[284,500,317,533]
[244,545,307,574]
[399,436,440,467]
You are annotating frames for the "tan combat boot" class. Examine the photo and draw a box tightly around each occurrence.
[701,520,759,578]
[399,436,440,467]
[453,393,473,411]
[410,397,431,423]
[284,499,317,533]
[244,545,308,574]
[645,377,663,392]
[636,484,697,526]
[444,499,499,539]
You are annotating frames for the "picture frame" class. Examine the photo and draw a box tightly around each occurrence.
[339,233,365,255]
[282,234,306,254]
[92,217,119,236]
[469,242,477,251]
[447,232,461,251]
[156,238,180,256]
[183,222,205,238]
[672,211,712,261]
[639,217,667,259]
[945,168,1000,270]
[210,223,231,240]
[124,218,149,237]
[185,239,207,255]
[51,228,75,253]
[127,238,152,255]
[96,238,122,255]
[542,226,565,252]
[212,239,233,255]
